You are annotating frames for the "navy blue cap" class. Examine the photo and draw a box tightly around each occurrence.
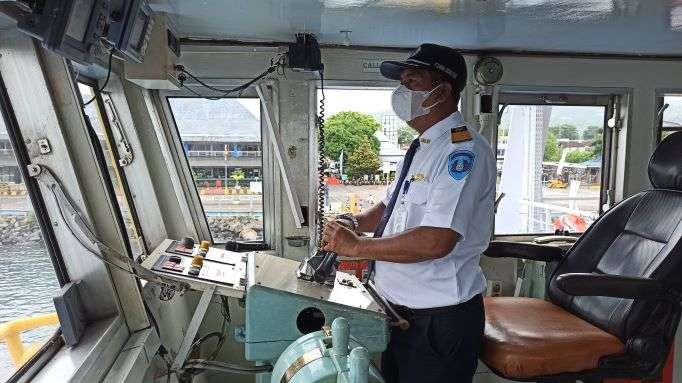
[380,43,467,92]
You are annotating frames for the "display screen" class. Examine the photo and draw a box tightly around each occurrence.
[65,0,95,42]
[129,11,149,50]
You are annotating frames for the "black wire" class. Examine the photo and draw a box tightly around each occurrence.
[182,84,209,99]
[190,331,222,354]
[83,47,115,107]
[182,298,232,380]
[183,360,273,374]
[176,54,286,100]
[156,345,172,383]
[208,296,231,360]
[180,67,271,100]
[165,355,172,383]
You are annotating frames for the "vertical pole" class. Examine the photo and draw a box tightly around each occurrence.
[224,144,228,192]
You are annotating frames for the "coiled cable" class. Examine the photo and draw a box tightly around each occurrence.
[316,71,327,249]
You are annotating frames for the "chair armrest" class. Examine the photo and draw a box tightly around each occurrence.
[533,235,578,244]
[483,241,565,262]
[556,273,670,300]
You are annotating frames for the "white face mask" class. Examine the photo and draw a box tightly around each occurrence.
[391,84,443,122]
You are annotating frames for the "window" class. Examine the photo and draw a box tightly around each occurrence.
[77,84,146,256]
[495,100,609,235]
[316,88,406,217]
[658,95,682,142]
[0,107,61,381]
[167,98,264,243]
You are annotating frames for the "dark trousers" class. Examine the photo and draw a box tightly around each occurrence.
[381,294,485,383]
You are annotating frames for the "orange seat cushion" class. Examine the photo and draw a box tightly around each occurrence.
[482,297,626,379]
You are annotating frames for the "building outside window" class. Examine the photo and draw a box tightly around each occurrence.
[168,98,264,243]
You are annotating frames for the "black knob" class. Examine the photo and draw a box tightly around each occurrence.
[181,237,195,249]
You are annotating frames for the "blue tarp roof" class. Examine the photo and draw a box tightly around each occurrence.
[581,157,602,167]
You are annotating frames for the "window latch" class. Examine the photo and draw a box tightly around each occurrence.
[540,95,568,105]
[102,96,134,167]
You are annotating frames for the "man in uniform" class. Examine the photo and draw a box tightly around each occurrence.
[321,44,496,382]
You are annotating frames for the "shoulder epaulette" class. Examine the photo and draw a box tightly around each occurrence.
[451,126,472,143]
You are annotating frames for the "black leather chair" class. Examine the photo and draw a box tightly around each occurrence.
[482,132,682,382]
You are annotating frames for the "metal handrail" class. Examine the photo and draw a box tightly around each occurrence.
[186,150,262,158]
[0,313,59,367]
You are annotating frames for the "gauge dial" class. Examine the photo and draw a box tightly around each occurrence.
[474,56,504,85]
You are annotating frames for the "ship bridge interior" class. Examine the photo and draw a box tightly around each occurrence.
[0,1,681,383]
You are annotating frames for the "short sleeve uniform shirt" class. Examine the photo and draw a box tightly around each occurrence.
[375,111,496,309]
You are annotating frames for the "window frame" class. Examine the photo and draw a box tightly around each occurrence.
[76,79,148,256]
[655,91,682,143]
[0,71,68,382]
[0,32,150,382]
[159,88,269,245]
[493,89,617,237]
[309,81,418,238]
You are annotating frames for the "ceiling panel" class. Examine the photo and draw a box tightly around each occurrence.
[149,0,682,55]
[0,13,15,30]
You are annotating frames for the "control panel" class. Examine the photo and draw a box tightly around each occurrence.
[141,238,248,298]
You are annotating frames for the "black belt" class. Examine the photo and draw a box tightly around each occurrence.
[389,294,482,318]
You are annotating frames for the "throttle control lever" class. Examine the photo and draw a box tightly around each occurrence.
[297,250,339,285]
[311,250,338,283]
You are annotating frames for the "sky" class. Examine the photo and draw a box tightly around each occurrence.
[238,99,261,119]
[318,88,394,117]
[323,88,608,131]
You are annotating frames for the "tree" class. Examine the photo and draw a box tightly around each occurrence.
[544,132,561,162]
[347,138,381,179]
[323,111,380,160]
[583,126,601,140]
[230,168,245,187]
[398,125,417,146]
[590,132,603,158]
[565,150,593,164]
[549,124,579,140]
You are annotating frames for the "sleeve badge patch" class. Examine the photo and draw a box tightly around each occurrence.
[448,150,476,180]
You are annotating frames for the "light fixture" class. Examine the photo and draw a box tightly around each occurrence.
[340,30,352,46]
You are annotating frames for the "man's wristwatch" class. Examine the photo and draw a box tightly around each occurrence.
[335,213,358,231]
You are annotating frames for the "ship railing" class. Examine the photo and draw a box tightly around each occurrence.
[0,313,59,367]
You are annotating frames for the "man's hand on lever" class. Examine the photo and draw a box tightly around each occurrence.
[322,221,361,257]
[323,222,459,263]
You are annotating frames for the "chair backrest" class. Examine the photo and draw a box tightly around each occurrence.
[547,132,682,345]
